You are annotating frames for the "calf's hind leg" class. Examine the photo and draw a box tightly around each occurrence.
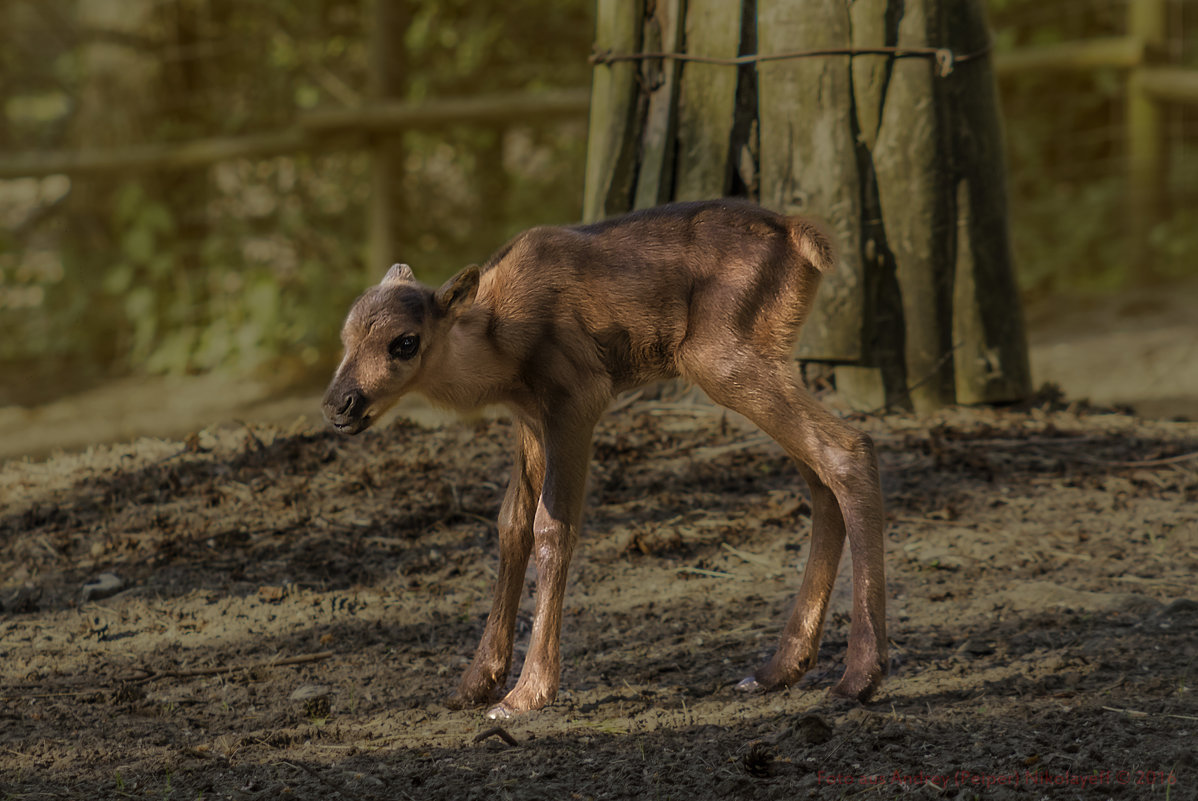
[682,353,887,701]
[736,460,847,691]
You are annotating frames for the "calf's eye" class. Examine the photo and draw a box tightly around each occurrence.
[388,334,420,360]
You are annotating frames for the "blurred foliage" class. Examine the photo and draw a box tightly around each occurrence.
[989,0,1198,295]
[0,0,592,398]
[1,0,1196,401]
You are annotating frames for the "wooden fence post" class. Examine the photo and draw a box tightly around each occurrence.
[633,0,684,209]
[674,0,742,201]
[583,0,644,223]
[871,0,956,412]
[368,0,412,276]
[757,0,866,365]
[945,0,1031,406]
[65,0,161,365]
[1127,0,1168,265]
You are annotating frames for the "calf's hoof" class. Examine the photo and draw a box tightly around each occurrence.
[829,666,884,703]
[735,676,765,693]
[736,656,810,694]
[448,681,502,711]
[482,684,555,718]
[484,702,516,720]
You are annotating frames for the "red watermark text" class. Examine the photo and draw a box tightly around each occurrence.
[816,769,1178,790]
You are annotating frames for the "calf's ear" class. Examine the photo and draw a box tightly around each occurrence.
[382,263,415,286]
[434,265,480,318]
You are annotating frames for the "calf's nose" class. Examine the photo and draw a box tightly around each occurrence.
[322,385,366,424]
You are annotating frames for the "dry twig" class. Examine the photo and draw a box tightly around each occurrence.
[1102,705,1198,722]
[473,727,520,747]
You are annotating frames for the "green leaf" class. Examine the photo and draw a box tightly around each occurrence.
[149,253,174,280]
[147,328,198,374]
[122,225,156,266]
[142,202,174,236]
[124,286,154,321]
[114,183,146,226]
[103,264,134,295]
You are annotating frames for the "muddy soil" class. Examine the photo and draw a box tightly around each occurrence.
[1,397,1195,800]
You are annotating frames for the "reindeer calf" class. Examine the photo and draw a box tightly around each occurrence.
[323,199,886,719]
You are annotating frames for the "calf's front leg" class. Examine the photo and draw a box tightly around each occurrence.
[450,421,543,708]
[485,413,595,719]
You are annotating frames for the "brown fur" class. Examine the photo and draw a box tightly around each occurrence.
[323,199,886,718]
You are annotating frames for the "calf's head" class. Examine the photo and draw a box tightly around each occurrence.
[322,262,479,434]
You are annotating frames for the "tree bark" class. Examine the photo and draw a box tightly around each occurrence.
[944,0,1031,404]
[757,0,865,363]
[583,0,644,222]
[872,0,956,412]
[673,0,742,201]
[633,0,684,209]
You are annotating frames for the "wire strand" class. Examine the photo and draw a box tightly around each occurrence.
[589,43,993,78]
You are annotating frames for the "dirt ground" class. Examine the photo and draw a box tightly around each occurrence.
[1,391,1195,800]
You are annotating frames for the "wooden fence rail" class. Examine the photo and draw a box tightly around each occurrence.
[1,46,1193,180]
[1140,67,1198,104]
[993,36,1146,74]
[0,89,591,180]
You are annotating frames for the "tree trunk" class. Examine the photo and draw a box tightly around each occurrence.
[757,0,865,363]
[872,0,956,412]
[583,0,1032,411]
[673,0,742,201]
[944,0,1031,404]
[583,0,644,222]
[632,0,683,209]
